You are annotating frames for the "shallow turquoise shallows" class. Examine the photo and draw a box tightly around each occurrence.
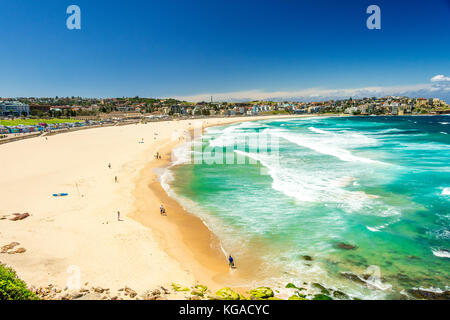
[166,115,450,299]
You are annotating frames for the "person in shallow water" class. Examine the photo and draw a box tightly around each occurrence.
[228,255,235,268]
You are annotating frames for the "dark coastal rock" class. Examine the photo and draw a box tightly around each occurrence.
[123,286,137,298]
[74,292,102,300]
[141,290,158,300]
[93,287,104,293]
[11,247,26,254]
[312,283,330,295]
[339,272,367,285]
[332,290,349,300]
[68,291,84,299]
[335,242,358,250]
[302,255,313,261]
[152,289,161,296]
[387,272,413,287]
[1,242,20,253]
[407,289,450,300]
[285,283,305,291]
[10,213,30,221]
[160,286,169,294]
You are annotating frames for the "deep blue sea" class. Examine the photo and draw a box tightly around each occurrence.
[165,115,450,299]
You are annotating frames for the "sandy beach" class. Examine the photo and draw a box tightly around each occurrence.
[0,115,307,299]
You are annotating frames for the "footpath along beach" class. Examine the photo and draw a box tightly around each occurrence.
[0,114,310,300]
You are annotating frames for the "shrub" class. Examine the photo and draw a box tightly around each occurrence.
[0,263,39,300]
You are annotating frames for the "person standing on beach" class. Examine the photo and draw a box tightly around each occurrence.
[117,211,122,221]
[160,204,165,215]
[228,255,235,268]
[115,176,118,183]
[108,163,111,169]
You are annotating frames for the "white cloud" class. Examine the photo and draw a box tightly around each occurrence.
[431,74,450,82]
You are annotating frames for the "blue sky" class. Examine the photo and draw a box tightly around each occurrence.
[0,0,449,101]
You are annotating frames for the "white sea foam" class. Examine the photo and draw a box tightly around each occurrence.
[373,128,405,134]
[439,122,449,125]
[268,129,387,165]
[366,217,400,232]
[308,127,329,135]
[171,141,193,165]
[432,249,450,258]
[442,187,450,196]
[233,149,396,216]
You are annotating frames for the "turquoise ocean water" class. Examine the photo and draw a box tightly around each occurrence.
[164,116,450,299]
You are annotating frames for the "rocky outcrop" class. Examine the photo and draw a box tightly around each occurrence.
[1,242,20,253]
[1,242,25,254]
[312,294,333,300]
[339,271,367,285]
[172,283,190,292]
[332,290,349,300]
[214,287,242,300]
[191,285,207,297]
[249,287,274,299]
[285,283,304,291]
[123,286,137,298]
[335,242,357,250]
[141,289,163,300]
[312,283,330,295]
[26,281,352,301]
[407,289,450,300]
[10,213,30,221]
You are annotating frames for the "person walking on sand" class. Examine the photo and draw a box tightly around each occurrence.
[117,211,121,221]
[228,255,235,268]
[115,176,118,183]
[108,163,111,169]
[160,204,166,215]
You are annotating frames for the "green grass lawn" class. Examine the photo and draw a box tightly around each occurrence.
[0,119,83,126]
[260,110,290,115]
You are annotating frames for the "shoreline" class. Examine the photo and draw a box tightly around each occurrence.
[128,115,315,293]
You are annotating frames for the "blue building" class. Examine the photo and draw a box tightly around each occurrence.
[0,101,30,117]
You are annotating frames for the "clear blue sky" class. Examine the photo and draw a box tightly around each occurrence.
[0,0,449,100]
